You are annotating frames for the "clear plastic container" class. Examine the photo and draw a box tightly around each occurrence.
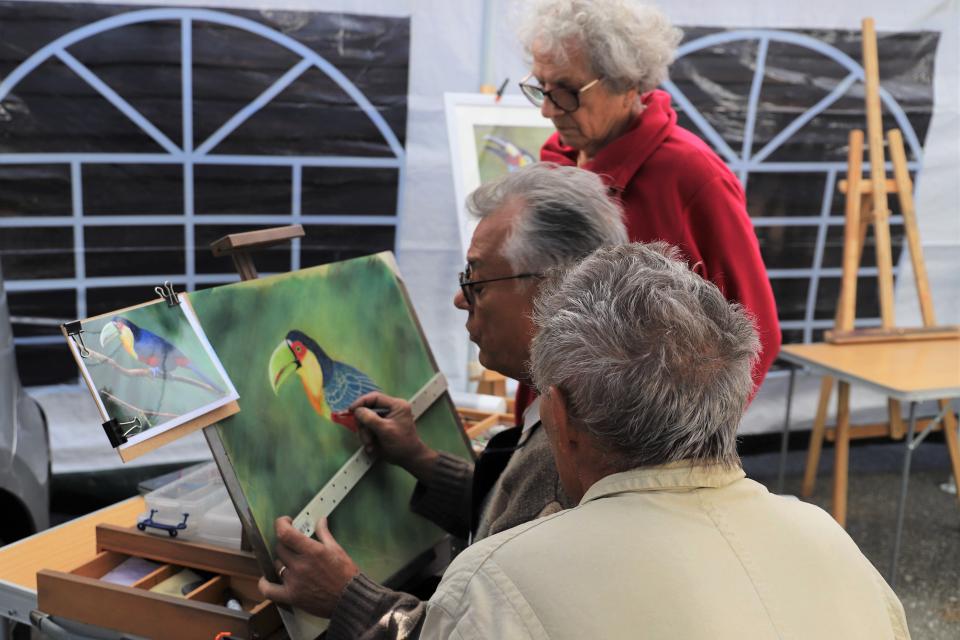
[193,496,243,549]
[137,462,241,548]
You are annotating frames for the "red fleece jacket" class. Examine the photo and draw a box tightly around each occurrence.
[516,90,781,424]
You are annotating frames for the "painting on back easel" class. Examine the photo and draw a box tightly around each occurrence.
[63,296,239,461]
[444,93,554,255]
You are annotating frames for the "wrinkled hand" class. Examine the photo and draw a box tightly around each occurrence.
[258,516,359,618]
[349,392,437,480]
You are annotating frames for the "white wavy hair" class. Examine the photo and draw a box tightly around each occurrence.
[518,0,682,94]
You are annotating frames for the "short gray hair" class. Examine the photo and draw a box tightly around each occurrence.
[518,0,682,94]
[466,162,628,274]
[530,243,760,469]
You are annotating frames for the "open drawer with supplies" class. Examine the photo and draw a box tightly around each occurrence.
[36,523,282,639]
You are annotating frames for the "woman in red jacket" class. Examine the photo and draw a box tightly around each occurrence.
[512,0,781,417]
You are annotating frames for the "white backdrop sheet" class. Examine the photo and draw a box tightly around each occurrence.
[18,0,958,471]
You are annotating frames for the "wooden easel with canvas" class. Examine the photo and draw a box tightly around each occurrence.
[800,18,960,523]
[190,232,474,640]
[47,224,473,640]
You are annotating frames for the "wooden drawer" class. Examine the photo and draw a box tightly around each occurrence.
[37,524,282,640]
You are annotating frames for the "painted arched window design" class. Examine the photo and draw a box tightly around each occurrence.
[664,28,934,361]
[0,6,409,384]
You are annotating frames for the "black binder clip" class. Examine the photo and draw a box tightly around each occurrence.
[155,281,181,307]
[102,418,129,447]
[63,320,90,358]
[102,417,141,448]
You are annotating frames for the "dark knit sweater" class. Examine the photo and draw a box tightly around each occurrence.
[326,424,572,640]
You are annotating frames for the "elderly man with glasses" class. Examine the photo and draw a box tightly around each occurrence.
[511,0,781,421]
[259,162,628,639]
[421,242,909,639]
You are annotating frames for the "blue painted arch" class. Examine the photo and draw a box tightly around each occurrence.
[0,7,405,159]
[666,28,923,166]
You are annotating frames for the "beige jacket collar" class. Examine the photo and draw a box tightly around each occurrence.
[580,462,746,506]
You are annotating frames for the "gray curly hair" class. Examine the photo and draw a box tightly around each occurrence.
[518,0,682,94]
[530,242,760,470]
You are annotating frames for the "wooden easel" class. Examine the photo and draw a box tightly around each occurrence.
[208,224,304,553]
[210,224,305,281]
[473,368,507,397]
[800,18,960,525]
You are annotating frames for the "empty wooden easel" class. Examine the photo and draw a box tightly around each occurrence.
[800,18,960,526]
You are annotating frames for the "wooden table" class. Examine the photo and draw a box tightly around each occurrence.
[0,496,145,631]
[776,338,960,587]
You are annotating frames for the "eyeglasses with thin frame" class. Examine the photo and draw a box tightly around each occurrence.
[518,72,602,113]
[458,265,541,305]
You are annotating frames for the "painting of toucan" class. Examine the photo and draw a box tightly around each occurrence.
[482,134,536,172]
[183,253,476,612]
[100,316,224,394]
[268,329,380,431]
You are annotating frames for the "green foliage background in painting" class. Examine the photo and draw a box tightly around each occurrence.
[187,253,470,581]
[473,124,553,183]
[82,301,229,434]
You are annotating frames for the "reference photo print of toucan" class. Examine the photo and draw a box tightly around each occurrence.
[268,329,380,432]
[99,316,224,394]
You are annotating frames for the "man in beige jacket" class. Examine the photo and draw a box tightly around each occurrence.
[259,163,629,638]
[420,243,910,639]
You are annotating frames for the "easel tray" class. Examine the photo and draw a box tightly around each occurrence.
[37,524,282,640]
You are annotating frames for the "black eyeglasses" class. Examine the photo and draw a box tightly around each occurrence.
[458,265,541,305]
[518,72,601,113]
